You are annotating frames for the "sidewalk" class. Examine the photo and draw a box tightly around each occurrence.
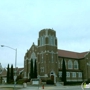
[0,84,82,90]
[18,86,56,90]
[0,84,57,90]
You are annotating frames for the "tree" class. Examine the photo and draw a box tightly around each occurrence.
[30,59,34,78]
[10,64,14,81]
[62,58,66,85]
[7,64,10,83]
[34,59,37,78]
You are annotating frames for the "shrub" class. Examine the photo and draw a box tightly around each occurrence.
[66,82,82,85]
[41,79,46,82]
[87,78,90,83]
[16,79,24,84]
[7,79,14,84]
[24,79,30,83]
[46,80,54,84]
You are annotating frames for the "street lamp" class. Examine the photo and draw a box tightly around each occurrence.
[1,45,17,90]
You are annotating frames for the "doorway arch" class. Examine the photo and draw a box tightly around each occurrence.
[50,70,57,83]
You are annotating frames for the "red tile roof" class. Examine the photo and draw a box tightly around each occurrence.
[58,49,88,59]
[16,68,24,73]
[77,52,88,59]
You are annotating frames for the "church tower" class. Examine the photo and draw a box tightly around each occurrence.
[37,28,58,83]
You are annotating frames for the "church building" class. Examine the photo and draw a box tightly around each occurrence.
[24,29,90,83]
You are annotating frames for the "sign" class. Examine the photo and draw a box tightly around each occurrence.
[81,82,90,90]
[14,76,17,81]
[32,81,39,85]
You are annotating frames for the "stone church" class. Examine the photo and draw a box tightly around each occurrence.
[24,29,90,83]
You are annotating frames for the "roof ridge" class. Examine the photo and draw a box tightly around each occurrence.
[58,49,88,53]
[58,49,87,59]
[58,49,79,53]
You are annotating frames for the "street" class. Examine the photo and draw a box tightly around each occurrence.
[0,84,90,90]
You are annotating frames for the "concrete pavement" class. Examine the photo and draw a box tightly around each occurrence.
[18,85,90,90]
[17,85,80,90]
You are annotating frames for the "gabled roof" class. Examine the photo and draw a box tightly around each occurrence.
[58,49,88,59]
[77,52,88,59]
[16,68,24,74]
[13,67,24,75]
[0,69,7,76]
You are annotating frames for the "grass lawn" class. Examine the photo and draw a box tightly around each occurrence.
[0,87,13,90]
[0,87,22,90]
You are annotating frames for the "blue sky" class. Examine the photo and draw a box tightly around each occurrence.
[0,0,90,68]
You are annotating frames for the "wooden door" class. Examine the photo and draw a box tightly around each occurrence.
[51,75,54,82]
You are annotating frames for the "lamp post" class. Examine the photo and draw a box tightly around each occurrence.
[1,45,17,90]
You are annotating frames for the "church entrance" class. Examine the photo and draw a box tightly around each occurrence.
[50,70,57,84]
[51,75,54,82]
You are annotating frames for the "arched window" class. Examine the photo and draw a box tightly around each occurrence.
[40,37,42,46]
[43,35,45,44]
[52,35,55,45]
[74,60,78,69]
[51,36,53,45]
[49,35,52,45]
[41,36,43,46]
[49,35,50,44]
[41,67,44,72]
[68,60,73,69]
[41,35,45,45]
[61,59,66,68]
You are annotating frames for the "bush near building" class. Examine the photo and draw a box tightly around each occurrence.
[46,80,54,85]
